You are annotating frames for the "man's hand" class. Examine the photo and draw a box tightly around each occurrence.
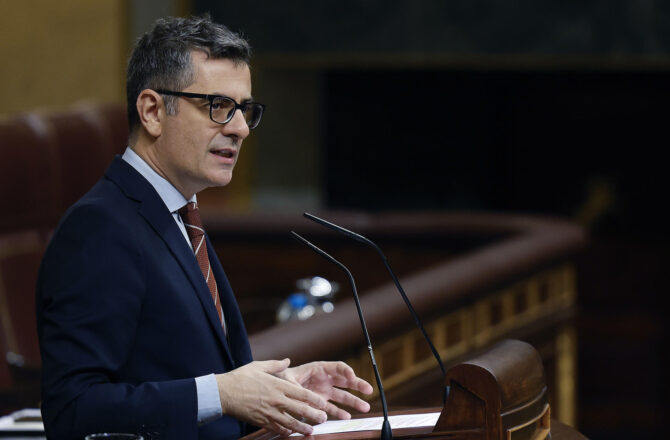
[275,361,374,421]
[216,359,329,436]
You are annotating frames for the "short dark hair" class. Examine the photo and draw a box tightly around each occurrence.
[126,15,251,137]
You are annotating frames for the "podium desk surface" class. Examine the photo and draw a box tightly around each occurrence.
[242,420,586,440]
[240,408,588,440]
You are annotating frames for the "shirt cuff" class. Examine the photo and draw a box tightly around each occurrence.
[195,373,223,425]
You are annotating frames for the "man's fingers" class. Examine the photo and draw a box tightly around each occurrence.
[280,388,328,424]
[259,358,291,375]
[285,400,327,426]
[267,421,292,437]
[320,362,374,394]
[328,373,374,394]
[263,378,328,425]
[283,380,329,411]
[257,391,320,435]
[351,377,374,395]
[324,401,352,420]
[326,387,371,414]
[272,410,314,436]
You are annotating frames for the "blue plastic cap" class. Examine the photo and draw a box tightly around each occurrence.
[288,293,308,308]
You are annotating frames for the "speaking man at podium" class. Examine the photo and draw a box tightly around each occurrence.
[36,15,372,440]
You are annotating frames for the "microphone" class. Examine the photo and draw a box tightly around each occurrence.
[290,231,393,440]
[302,212,448,403]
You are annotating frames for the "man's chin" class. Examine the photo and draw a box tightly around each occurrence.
[207,172,234,188]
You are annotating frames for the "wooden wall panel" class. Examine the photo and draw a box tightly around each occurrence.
[0,0,127,116]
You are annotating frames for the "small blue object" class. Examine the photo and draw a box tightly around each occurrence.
[287,293,308,309]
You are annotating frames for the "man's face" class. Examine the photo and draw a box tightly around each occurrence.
[155,51,252,198]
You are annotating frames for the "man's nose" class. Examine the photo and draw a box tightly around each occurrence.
[222,109,250,139]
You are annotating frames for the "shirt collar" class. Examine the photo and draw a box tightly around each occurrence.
[121,147,196,213]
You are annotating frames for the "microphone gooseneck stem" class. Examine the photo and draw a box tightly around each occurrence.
[290,231,392,440]
[303,213,447,382]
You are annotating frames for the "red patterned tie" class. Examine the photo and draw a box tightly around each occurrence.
[178,202,226,334]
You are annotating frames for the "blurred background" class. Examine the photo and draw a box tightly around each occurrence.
[1,0,668,438]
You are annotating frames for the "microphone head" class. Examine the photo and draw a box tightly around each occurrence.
[303,212,369,244]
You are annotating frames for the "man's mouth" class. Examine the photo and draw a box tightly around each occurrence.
[211,148,236,159]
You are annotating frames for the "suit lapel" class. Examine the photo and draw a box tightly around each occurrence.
[206,235,253,366]
[105,157,234,366]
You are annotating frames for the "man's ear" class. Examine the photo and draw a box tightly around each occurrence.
[136,89,164,138]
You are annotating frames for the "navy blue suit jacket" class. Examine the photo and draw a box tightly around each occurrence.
[36,157,253,440]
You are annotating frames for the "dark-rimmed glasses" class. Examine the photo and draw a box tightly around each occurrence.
[155,89,265,129]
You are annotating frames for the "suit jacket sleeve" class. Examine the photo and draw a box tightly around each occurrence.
[37,202,198,440]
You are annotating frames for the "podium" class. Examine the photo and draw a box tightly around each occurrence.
[242,340,586,440]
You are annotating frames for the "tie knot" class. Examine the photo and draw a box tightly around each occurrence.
[178,201,197,215]
[178,202,204,233]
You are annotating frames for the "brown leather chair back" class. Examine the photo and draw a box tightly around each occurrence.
[44,106,125,214]
[0,114,60,233]
[0,103,128,410]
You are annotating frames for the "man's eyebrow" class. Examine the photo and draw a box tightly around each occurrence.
[211,92,254,102]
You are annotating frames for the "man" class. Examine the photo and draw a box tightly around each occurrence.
[36,15,373,440]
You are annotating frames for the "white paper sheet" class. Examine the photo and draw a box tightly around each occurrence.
[291,411,440,437]
[0,408,44,432]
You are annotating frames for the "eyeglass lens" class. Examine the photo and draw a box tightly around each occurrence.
[211,96,262,128]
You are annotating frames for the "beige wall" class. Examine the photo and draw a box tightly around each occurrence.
[0,0,128,116]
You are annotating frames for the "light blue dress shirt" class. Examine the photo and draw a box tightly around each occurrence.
[122,147,223,425]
